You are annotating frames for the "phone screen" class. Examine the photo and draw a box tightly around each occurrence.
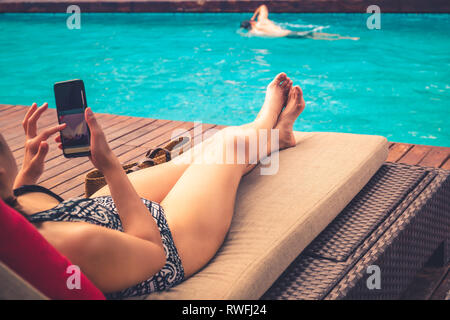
[54,80,90,157]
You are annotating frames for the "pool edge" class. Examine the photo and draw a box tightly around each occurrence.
[0,0,449,14]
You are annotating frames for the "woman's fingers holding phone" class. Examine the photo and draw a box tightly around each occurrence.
[84,108,102,134]
[85,108,117,171]
[54,134,63,150]
[55,135,63,149]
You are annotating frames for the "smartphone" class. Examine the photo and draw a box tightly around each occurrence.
[53,79,91,158]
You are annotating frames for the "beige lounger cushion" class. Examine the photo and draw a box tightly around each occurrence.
[144,131,388,300]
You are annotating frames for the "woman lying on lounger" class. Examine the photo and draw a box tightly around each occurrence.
[0,73,305,299]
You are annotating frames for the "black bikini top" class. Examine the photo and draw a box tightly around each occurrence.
[13,185,64,203]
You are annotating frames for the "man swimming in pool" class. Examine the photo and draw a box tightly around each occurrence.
[240,5,359,40]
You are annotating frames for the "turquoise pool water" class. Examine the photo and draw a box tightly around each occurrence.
[0,13,449,146]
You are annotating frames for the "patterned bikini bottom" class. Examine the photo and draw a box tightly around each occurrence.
[26,194,185,299]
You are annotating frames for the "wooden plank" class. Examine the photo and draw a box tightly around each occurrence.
[386,143,414,163]
[123,120,186,147]
[0,108,30,129]
[99,116,156,144]
[0,104,15,111]
[0,105,25,118]
[202,124,226,140]
[397,145,432,166]
[1,115,30,132]
[138,120,195,149]
[106,118,165,145]
[419,147,450,168]
[440,158,450,170]
[0,107,22,120]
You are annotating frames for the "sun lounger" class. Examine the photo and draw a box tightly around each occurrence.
[144,131,388,299]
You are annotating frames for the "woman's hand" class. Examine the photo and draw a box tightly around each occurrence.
[14,103,66,188]
[56,107,119,172]
[86,108,121,173]
[55,108,119,173]
[86,108,119,172]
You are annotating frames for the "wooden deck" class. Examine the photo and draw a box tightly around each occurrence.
[1,103,449,299]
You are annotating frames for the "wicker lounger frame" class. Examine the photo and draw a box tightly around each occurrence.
[262,162,450,300]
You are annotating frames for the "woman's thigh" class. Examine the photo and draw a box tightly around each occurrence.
[90,160,188,203]
[160,161,243,278]
[90,130,226,202]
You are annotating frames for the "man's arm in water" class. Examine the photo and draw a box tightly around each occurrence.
[250,4,269,22]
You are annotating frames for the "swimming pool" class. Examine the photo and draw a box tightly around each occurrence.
[0,13,449,146]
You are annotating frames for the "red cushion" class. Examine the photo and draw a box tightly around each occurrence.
[0,198,105,300]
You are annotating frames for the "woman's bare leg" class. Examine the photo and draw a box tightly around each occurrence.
[90,73,292,203]
[164,86,304,278]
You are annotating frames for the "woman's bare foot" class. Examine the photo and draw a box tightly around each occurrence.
[275,85,305,149]
[255,73,292,129]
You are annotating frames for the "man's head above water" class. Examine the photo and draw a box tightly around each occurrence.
[240,20,254,30]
